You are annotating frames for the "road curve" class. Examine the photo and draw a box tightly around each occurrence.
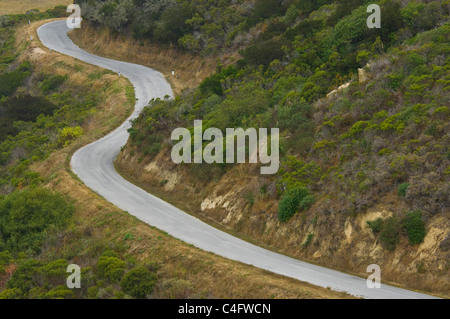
[37,20,436,299]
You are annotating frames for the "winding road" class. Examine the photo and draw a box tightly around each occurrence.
[37,20,437,299]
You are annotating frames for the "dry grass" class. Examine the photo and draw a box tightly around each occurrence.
[0,0,71,15]
[17,19,354,299]
[69,23,240,95]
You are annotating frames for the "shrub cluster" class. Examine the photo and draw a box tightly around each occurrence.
[367,211,427,251]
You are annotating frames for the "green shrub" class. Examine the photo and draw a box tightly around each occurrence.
[404,211,426,245]
[57,126,84,147]
[6,259,41,293]
[123,233,134,241]
[127,127,140,141]
[153,3,194,44]
[278,193,297,222]
[0,93,58,141]
[120,266,157,298]
[398,183,410,197]
[242,37,286,68]
[0,288,23,299]
[367,218,384,233]
[101,250,119,258]
[143,134,163,158]
[97,256,127,283]
[246,0,289,27]
[200,73,224,96]
[299,195,315,210]
[0,251,12,267]
[325,6,368,55]
[0,62,31,97]
[0,188,74,254]
[278,187,309,222]
[41,74,67,93]
[380,216,401,251]
[37,259,69,287]
[386,73,404,90]
[43,285,75,299]
[401,1,443,34]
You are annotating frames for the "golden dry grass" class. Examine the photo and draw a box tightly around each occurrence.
[69,23,240,95]
[0,0,71,15]
[16,19,354,298]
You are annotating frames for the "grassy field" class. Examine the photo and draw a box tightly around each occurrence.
[0,0,71,15]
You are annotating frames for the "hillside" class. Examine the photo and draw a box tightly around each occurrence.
[0,6,352,299]
[78,0,450,296]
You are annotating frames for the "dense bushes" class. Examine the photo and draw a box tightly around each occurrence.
[0,95,58,141]
[1,248,159,299]
[0,61,31,98]
[41,74,67,93]
[242,37,287,68]
[76,0,251,54]
[367,211,427,250]
[154,3,194,44]
[0,187,74,254]
[246,0,290,28]
[401,1,445,34]
[0,53,99,187]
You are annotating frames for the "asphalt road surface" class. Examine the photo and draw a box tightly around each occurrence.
[37,20,437,299]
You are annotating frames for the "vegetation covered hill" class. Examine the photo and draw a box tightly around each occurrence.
[88,0,450,295]
[0,6,352,299]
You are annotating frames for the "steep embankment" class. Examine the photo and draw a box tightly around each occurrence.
[117,145,449,296]
[116,47,449,297]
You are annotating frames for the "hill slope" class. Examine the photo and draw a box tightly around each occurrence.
[91,0,450,295]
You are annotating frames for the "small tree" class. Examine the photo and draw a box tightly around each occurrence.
[380,216,400,251]
[398,182,409,197]
[120,267,157,299]
[278,187,309,222]
[58,126,84,147]
[97,256,127,283]
[404,211,426,245]
[367,218,384,233]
